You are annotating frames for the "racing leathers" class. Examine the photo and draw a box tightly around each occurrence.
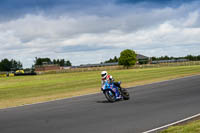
[101,75,121,91]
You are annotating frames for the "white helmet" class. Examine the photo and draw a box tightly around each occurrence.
[101,71,107,79]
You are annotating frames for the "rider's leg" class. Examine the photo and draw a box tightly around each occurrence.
[113,82,122,98]
[114,82,121,89]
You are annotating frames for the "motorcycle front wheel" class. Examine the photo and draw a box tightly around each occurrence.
[104,90,116,102]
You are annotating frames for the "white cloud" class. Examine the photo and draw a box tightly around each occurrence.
[0,2,200,67]
[183,11,199,27]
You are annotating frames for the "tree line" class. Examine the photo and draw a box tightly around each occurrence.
[0,57,72,72]
[104,54,200,63]
[1,53,200,72]
[0,59,23,71]
[103,52,200,68]
[104,56,119,63]
[34,57,72,67]
[151,55,200,61]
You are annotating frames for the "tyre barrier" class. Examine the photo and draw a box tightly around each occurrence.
[14,72,37,76]
[0,72,37,77]
[0,74,7,77]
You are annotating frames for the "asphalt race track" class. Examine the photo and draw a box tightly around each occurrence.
[0,75,200,133]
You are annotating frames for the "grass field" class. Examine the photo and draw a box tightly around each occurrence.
[160,119,200,133]
[1,65,200,109]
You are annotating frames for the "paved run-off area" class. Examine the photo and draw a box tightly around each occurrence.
[0,75,200,133]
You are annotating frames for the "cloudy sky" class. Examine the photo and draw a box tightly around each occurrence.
[0,0,200,67]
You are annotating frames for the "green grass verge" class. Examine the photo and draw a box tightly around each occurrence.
[0,65,200,108]
[160,120,200,133]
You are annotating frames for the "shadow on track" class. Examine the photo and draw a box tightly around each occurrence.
[96,100,110,103]
[96,99,127,104]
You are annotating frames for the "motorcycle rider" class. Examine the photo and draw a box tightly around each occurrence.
[101,71,121,90]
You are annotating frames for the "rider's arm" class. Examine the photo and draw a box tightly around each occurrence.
[101,80,105,86]
[101,80,105,90]
[109,75,114,82]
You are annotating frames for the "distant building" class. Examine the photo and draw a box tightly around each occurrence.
[35,64,60,72]
[136,54,150,64]
[60,66,71,70]
[73,62,118,68]
[151,59,189,64]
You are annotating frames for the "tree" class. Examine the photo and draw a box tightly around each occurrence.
[151,57,157,61]
[114,56,118,62]
[118,49,137,68]
[65,60,72,66]
[0,59,11,71]
[34,57,51,65]
[104,56,119,63]
[185,55,195,61]
[53,59,57,64]
[59,59,65,66]
[197,55,200,60]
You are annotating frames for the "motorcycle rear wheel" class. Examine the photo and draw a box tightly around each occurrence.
[120,88,130,100]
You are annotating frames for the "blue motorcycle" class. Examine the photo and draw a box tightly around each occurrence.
[101,81,130,102]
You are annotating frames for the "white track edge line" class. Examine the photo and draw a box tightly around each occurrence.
[142,113,200,133]
[1,74,200,110]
